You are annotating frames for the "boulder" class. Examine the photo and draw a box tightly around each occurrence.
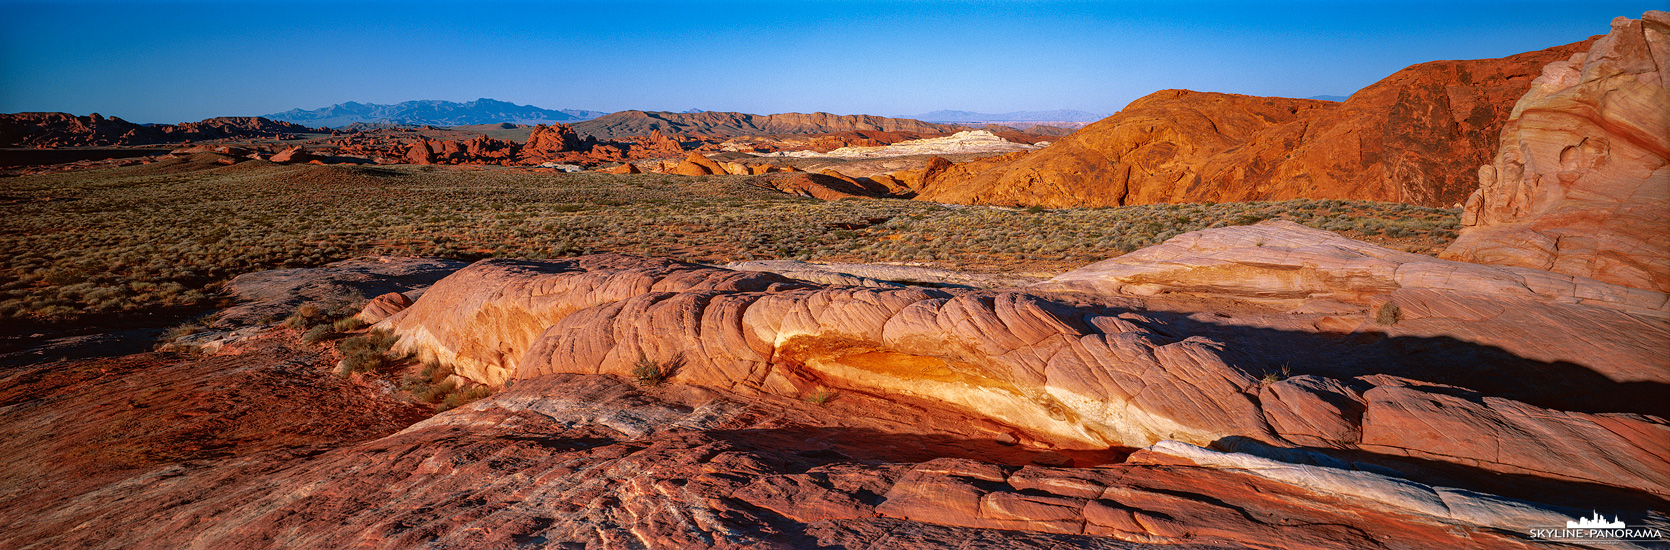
[354,291,415,324]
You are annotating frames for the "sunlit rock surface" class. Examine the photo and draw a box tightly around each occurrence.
[1445,12,1670,293]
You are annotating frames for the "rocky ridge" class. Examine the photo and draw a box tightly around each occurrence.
[0,113,321,148]
[573,110,968,141]
[898,36,1599,208]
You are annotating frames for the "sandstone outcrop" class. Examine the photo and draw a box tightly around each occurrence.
[761,130,1039,159]
[376,252,1670,496]
[596,162,640,174]
[1444,13,1670,293]
[670,151,725,176]
[1039,220,1667,311]
[757,172,882,199]
[268,146,321,164]
[905,37,1598,208]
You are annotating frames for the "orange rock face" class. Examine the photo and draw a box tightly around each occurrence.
[909,37,1597,208]
[1443,13,1670,293]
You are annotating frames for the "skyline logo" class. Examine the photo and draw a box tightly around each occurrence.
[1568,511,1626,529]
[1529,512,1666,544]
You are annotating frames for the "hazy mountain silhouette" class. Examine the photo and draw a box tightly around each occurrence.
[261,99,606,128]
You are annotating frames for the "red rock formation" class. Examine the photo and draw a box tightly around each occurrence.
[628,129,684,157]
[404,139,436,165]
[518,123,583,163]
[1444,12,1670,293]
[0,113,320,147]
[907,37,1599,208]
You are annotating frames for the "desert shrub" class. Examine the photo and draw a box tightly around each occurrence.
[337,329,402,374]
[439,386,492,412]
[1374,302,1402,325]
[300,324,334,345]
[632,355,671,386]
[1259,364,1292,385]
[806,387,839,404]
[158,320,207,343]
[284,303,328,329]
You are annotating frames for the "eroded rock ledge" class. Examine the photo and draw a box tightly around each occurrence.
[376,229,1669,499]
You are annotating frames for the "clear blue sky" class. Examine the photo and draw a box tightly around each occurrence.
[0,0,1658,123]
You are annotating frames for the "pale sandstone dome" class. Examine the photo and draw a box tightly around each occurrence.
[758,130,1040,159]
[1445,12,1670,293]
[374,229,1669,496]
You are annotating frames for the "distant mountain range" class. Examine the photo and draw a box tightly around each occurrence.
[1306,95,1350,102]
[260,99,606,128]
[898,109,1108,123]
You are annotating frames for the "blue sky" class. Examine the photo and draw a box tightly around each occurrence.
[0,0,1658,123]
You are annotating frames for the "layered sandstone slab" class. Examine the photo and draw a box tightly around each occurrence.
[1038,220,1668,311]
[1032,221,1670,405]
[903,37,1596,208]
[1444,13,1670,293]
[10,365,1627,549]
[378,252,1670,496]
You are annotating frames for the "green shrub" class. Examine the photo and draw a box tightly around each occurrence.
[632,355,671,386]
[806,387,839,404]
